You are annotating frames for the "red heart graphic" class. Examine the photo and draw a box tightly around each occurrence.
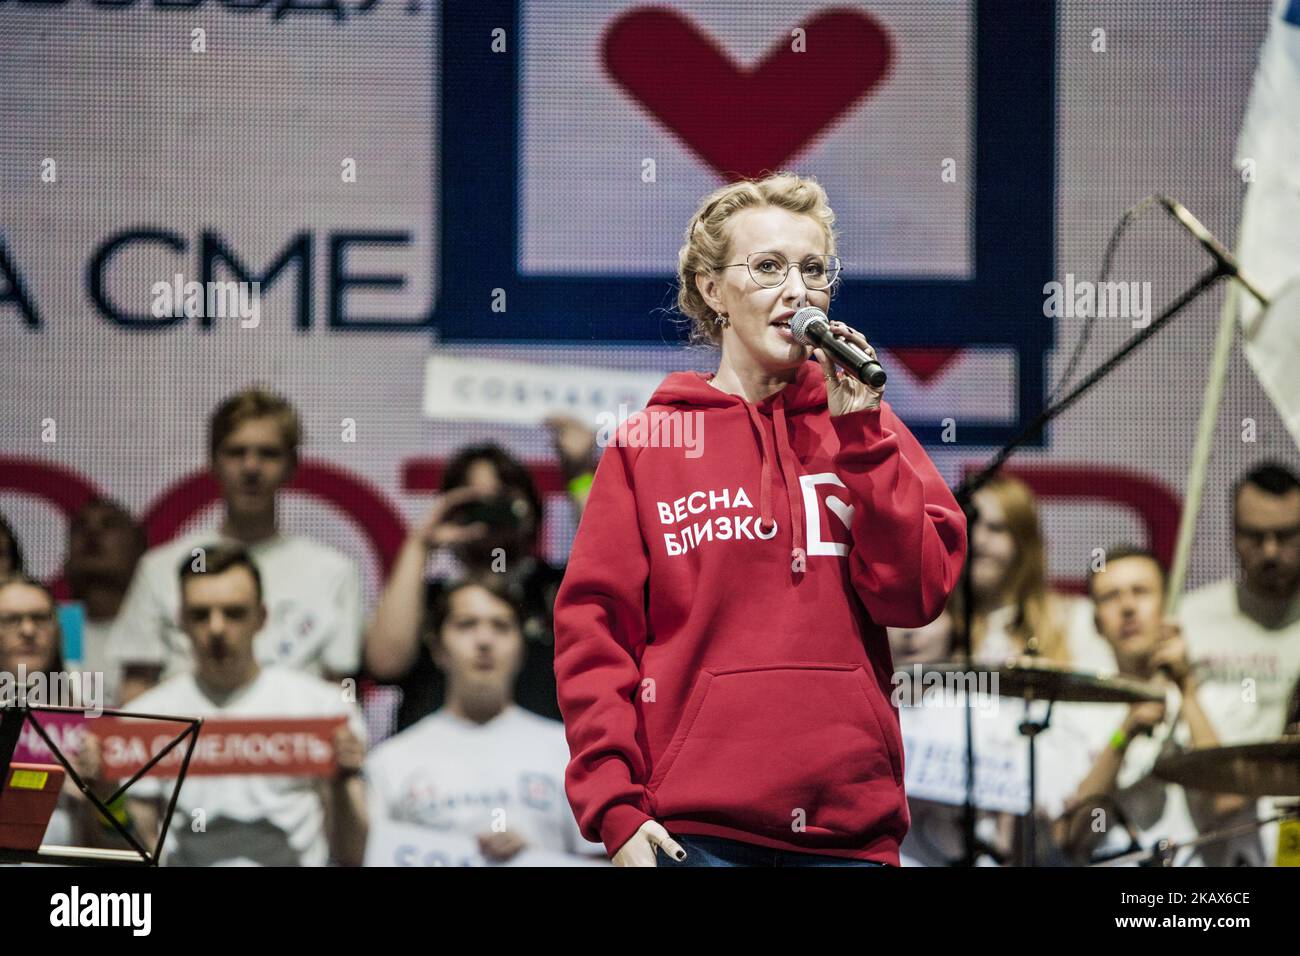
[889,347,962,384]
[602,7,893,180]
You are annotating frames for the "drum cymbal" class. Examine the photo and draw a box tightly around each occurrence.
[1153,738,1300,797]
[904,658,1165,705]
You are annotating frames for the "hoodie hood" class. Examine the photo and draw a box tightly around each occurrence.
[646,360,828,573]
[646,358,830,414]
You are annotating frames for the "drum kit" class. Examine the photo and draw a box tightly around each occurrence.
[910,656,1300,867]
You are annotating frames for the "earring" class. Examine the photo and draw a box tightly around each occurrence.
[714,312,729,327]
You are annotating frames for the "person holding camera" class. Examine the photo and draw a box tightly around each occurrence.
[365,434,594,731]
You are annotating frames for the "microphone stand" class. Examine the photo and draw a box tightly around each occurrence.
[949,261,1231,866]
[1091,806,1299,867]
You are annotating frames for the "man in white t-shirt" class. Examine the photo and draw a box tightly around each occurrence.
[364,580,604,865]
[1179,462,1300,744]
[116,546,367,866]
[1050,547,1261,866]
[107,387,363,703]
[1179,463,1300,865]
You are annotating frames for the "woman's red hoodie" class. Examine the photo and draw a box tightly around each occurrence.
[552,359,967,863]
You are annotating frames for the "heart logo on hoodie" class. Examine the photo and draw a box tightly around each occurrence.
[824,493,855,532]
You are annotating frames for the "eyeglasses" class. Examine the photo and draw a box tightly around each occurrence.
[1235,525,1300,548]
[718,251,842,290]
[0,610,56,632]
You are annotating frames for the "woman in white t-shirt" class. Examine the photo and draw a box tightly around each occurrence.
[952,474,1108,669]
[363,579,604,865]
[897,475,1115,865]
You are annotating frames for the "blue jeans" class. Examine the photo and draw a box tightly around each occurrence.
[656,833,890,868]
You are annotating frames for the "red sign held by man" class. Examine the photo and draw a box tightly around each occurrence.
[95,716,347,779]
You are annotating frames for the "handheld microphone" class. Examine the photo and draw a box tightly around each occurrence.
[789,307,887,388]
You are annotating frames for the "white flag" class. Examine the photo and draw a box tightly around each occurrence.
[1235,0,1300,447]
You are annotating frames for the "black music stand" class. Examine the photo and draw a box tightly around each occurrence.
[0,702,202,866]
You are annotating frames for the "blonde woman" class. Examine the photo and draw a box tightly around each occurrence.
[954,474,1107,669]
[937,475,1112,865]
[552,173,967,867]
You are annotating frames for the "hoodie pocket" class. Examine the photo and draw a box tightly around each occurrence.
[646,662,905,841]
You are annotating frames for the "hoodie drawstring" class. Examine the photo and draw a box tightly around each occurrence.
[743,397,806,575]
[772,401,806,571]
[743,403,777,535]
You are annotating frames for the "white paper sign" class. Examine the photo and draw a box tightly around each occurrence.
[900,700,1032,815]
[423,353,665,427]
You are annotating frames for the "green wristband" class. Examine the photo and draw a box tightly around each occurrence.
[567,471,595,498]
[1109,728,1129,752]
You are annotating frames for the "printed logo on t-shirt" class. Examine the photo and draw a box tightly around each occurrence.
[266,600,325,665]
[395,780,513,830]
[1196,652,1280,686]
[519,772,559,812]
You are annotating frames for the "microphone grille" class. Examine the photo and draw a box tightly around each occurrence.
[789,306,827,344]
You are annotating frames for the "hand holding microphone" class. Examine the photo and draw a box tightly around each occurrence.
[790,307,887,417]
